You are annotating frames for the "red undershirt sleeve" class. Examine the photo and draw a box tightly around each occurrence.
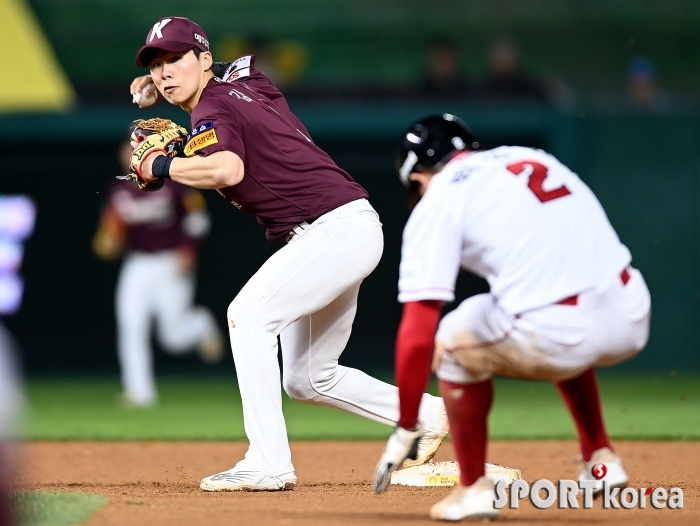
[395,300,443,430]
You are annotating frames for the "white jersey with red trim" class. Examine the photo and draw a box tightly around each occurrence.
[398,146,632,314]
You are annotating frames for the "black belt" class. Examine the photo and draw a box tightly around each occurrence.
[284,221,311,243]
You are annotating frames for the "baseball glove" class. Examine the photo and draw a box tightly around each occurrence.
[118,118,188,192]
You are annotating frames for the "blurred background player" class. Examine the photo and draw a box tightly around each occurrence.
[0,195,36,526]
[93,140,223,407]
[373,114,651,520]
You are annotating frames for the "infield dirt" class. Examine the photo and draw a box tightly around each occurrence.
[14,440,699,525]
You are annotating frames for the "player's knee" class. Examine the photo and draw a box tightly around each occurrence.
[227,297,285,337]
[157,330,188,351]
[226,297,256,328]
[308,370,337,394]
[435,313,462,348]
[282,375,316,402]
[437,351,491,384]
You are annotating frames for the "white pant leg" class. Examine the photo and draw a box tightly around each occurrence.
[436,294,511,384]
[436,270,652,384]
[227,200,383,476]
[152,253,217,353]
[116,253,158,405]
[281,282,444,428]
[522,267,651,371]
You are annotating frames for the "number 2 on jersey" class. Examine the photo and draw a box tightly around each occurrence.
[506,160,571,203]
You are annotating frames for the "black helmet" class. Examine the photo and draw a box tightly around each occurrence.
[395,114,479,187]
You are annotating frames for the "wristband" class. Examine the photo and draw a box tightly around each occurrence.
[151,155,173,179]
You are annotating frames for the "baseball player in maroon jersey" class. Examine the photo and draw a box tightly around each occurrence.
[372,115,651,520]
[128,17,448,491]
[94,141,223,407]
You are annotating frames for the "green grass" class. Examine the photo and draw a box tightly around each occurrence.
[22,376,390,440]
[11,492,107,526]
[491,372,700,439]
[20,372,700,441]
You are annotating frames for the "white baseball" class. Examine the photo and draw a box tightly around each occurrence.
[132,84,158,106]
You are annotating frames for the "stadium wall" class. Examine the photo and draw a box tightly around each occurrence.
[0,103,697,373]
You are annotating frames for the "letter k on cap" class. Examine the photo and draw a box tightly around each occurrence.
[150,19,172,41]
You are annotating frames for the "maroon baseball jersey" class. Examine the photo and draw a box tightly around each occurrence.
[107,179,198,252]
[186,55,368,242]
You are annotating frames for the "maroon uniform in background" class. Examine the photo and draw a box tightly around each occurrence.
[106,179,201,252]
[94,178,221,407]
[189,56,368,241]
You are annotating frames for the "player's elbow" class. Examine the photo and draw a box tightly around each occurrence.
[213,151,244,187]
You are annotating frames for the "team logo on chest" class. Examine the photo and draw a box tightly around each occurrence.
[184,121,219,157]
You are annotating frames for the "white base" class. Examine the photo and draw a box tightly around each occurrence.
[390,461,521,487]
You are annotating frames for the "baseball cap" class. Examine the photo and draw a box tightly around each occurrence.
[135,16,210,67]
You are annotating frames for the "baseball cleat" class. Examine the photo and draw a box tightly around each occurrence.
[429,476,498,521]
[373,426,422,494]
[578,447,629,495]
[405,400,449,468]
[200,463,297,492]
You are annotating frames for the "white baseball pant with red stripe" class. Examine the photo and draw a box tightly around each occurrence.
[435,267,651,384]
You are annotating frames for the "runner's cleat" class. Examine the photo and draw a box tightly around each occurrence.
[429,476,498,521]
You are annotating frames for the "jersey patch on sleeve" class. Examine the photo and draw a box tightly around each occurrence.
[184,122,218,157]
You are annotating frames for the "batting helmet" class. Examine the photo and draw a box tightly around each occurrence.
[395,114,479,187]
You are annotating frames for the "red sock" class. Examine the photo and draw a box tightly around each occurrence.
[439,378,493,486]
[556,368,612,461]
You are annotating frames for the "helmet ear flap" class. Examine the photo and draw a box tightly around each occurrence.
[398,151,419,188]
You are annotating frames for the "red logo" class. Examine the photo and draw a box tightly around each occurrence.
[591,463,607,480]
[645,487,653,495]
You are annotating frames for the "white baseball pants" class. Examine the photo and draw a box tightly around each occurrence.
[227,199,440,476]
[436,268,651,384]
[116,250,218,405]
